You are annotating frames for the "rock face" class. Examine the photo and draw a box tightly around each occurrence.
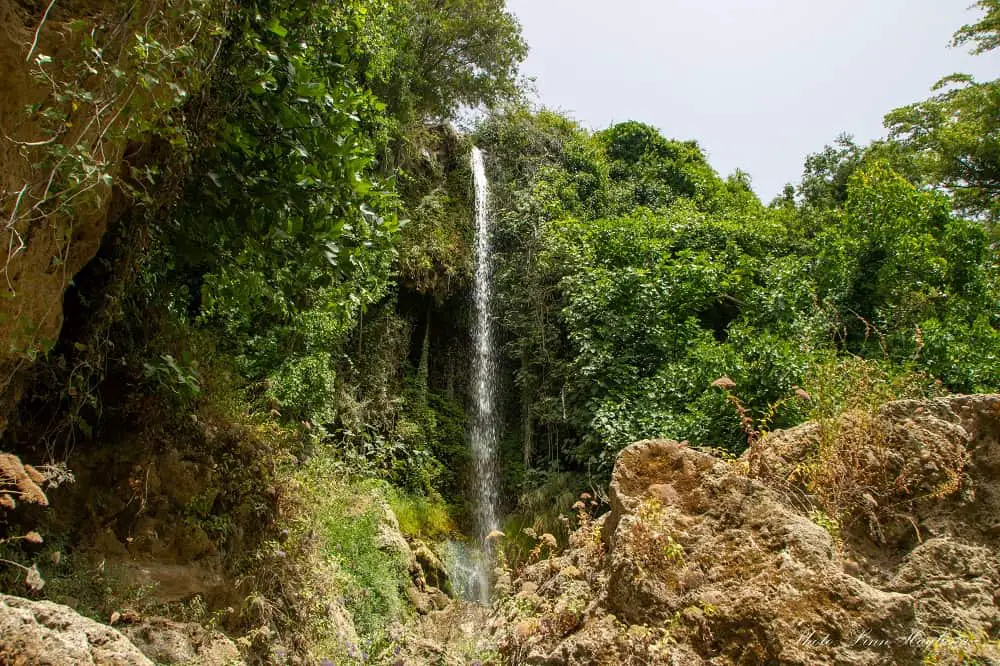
[493,395,1000,665]
[0,0,221,430]
[377,502,454,614]
[0,594,153,665]
[119,617,245,666]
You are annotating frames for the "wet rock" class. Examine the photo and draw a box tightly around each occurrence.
[413,541,451,595]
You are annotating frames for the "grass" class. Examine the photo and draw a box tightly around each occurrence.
[292,452,412,657]
[773,356,958,542]
[384,485,456,541]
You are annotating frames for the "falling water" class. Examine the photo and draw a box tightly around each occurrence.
[467,146,501,604]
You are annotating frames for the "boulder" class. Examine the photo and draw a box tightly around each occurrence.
[493,395,1000,665]
[0,594,153,665]
[413,541,452,595]
[120,617,245,666]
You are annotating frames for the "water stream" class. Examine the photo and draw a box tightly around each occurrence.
[466,146,501,604]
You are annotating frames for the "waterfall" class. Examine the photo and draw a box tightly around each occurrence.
[468,146,501,604]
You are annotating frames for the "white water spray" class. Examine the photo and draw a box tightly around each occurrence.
[467,146,501,603]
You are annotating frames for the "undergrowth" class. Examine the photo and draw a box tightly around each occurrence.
[731,355,962,544]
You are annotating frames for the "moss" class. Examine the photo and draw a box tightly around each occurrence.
[385,486,455,541]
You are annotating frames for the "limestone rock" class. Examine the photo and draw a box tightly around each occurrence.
[375,501,417,573]
[0,594,153,665]
[120,617,244,666]
[493,395,1000,665]
[413,541,452,595]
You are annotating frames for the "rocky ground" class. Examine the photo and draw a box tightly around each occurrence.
[0,593,244,665]
[490,395,1000,665]
[3,395,999,665]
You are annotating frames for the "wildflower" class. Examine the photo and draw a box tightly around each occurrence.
[0,454,21,482]
[23,465,44,484]
[711,376,737,390]
[24,531,43,545]
[572,501,586,511]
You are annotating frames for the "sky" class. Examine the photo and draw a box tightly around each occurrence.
[504,0,1000,201]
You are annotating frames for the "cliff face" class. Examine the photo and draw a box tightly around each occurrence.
[493,395,1000,665]
[0,0,225,429]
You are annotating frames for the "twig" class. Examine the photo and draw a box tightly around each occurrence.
[0,558,30,573]
[6,184,28,229]
[25,0,58,64]
[3,229,26,292]
[1,132,60,147]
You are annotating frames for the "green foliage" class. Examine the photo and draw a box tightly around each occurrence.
[7,0,225,230]
[155,1,400,424]
[801,356,941,422]
[886,1,1000,228]
[375,0,528,123]
[298,454,410,646]
[142,352,202,402]
[885,76,1000,226]
[952,0,1000,55]
[385,485,456,540]
[479,90,999,472]
[395,128,475,297]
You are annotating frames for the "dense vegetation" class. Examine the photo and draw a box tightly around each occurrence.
[478,2,999,478]
[0,0,997,662]
[1,0,526,659]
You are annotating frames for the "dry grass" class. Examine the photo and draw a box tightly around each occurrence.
[0,452,48,507]
[0,451,72,591]
[740,357,959,544]
[787,406,965,544]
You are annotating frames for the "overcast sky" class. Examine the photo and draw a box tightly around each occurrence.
[504,0,1000,201]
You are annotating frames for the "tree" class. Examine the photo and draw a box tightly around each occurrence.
[885,76,1000,226]
[798,135,865,210]
[952,0,1000,55]
[378,0,528,123]
[884,1,1000,227]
